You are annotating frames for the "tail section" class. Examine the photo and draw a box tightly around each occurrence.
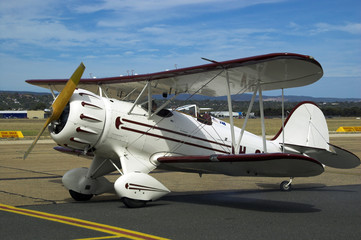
[273,102,360,169]
[273,102,329,150]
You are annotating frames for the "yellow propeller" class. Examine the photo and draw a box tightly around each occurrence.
[23,63,85,160]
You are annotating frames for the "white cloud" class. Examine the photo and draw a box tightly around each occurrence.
[75,0,284,13]
[0,0,284,56]
[313,22,361,35]
[0,18,82,44]
[287,21,361,36]
[0,0,360,97]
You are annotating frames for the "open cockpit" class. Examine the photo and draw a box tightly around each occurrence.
[176,104,212,125]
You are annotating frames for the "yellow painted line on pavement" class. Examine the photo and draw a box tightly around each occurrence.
[0,203,169,240]
[75,236,124,240]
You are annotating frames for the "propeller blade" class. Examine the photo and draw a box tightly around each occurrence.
[23,118,52,160]
[23,63,85,160]
[51,63,85,120]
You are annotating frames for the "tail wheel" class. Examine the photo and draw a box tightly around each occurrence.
[69,190,93,201]
[122,197,147,208]
[280,181,292,191]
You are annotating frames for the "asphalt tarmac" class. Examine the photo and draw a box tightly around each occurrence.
[1,137,360,240]
[1,184,360,240]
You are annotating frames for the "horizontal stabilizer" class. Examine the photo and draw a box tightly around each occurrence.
[284,143,360,169]
[158,153,324,177]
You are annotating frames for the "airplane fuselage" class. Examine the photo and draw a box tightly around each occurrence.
[50,89,281,175]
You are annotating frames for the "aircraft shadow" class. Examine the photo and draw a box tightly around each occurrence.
[256,182,326,190]
[61,183,360,213]
[62,188,319,213]
[160,189,321,213]
[256,183,358,193]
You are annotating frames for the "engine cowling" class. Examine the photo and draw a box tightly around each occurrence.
[49,89,106,151]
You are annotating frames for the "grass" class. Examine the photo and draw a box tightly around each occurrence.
[325,118,361,132]
[1,117,360,137]
[232,117,361,135]
[0,119,50,137]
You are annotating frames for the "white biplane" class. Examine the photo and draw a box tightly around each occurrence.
[24,53,360,208]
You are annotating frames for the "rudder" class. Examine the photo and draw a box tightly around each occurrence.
[272,102,329,150]
[272,102,360,169]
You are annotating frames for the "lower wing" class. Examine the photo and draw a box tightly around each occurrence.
[157,153,324,177]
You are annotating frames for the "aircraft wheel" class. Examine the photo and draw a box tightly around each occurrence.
[69,190,93,201]
[280,181,292,191]
[122,197,147,208]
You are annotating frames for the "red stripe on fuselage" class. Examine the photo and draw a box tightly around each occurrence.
[122,118,231,148]
[121,126,230,154]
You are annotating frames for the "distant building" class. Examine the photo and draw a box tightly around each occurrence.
[0,110,46,119]
[27,110,46,119]
[210,111,243,118]
[0,111,27,119]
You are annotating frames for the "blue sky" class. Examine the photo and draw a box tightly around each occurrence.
[0,0,360,98]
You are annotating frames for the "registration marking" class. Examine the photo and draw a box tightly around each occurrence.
[0,203,169,240]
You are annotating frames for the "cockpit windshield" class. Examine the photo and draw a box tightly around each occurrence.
[176,104,198,117]
[176,104,212,125]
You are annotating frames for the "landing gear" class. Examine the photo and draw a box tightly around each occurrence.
[69,190,93,201]
[122,197,147,208]
[280,177,293,191]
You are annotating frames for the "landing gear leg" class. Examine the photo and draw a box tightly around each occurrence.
[280,177,293,191]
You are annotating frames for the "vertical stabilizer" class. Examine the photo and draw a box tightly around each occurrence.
[272,102,329,150]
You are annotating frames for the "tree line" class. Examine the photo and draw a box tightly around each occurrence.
[163,99,361,117]
[1,91,360,117]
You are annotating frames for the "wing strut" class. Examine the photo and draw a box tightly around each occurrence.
[281,88,285,152]
[235,85,258,153]
[128,81,149,115]
[97,85,109,98]
[147,80,152,118]
[225,70,236,153]
[258,83,267,153]
[49,85,56,100]
[282,59,288,152]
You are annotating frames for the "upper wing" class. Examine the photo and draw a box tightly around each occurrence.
[157,153,324,177]
[26,53,322,98]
